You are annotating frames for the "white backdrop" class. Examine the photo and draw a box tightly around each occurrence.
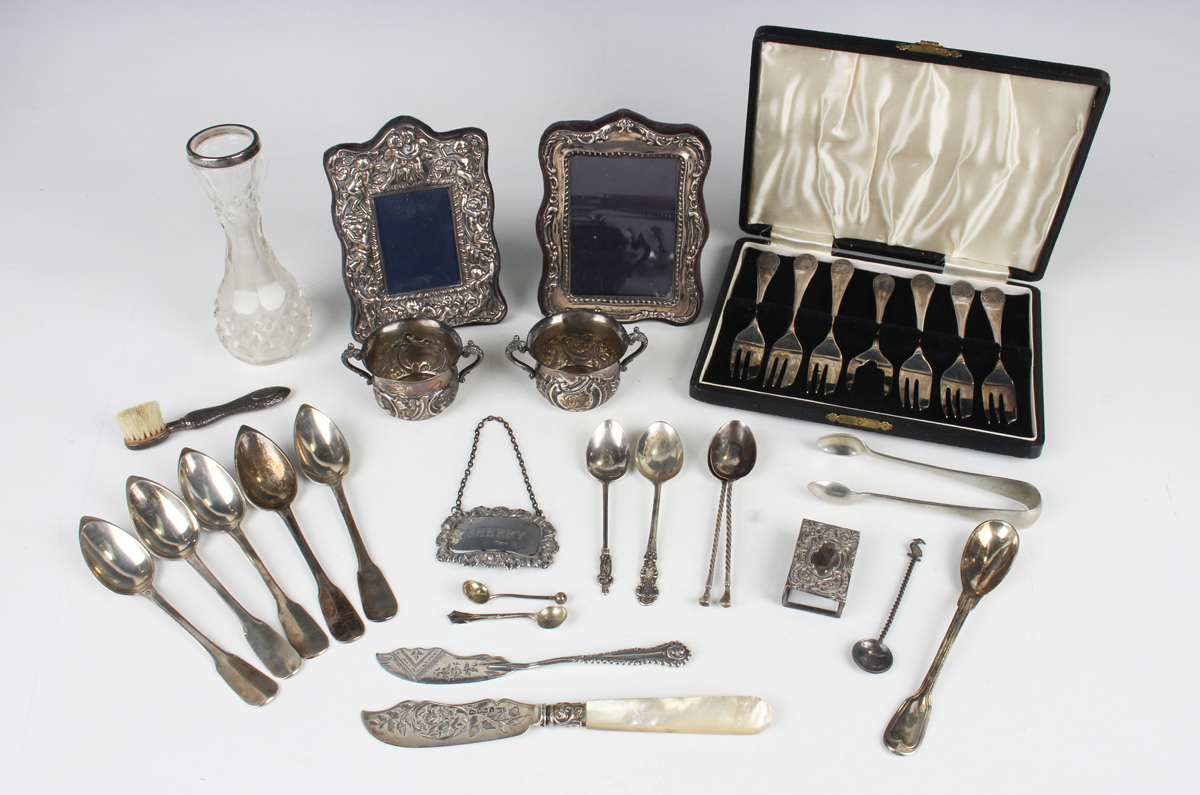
[1,1,1194,791]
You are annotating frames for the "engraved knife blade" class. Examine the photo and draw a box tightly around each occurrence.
[362,699,543,747]
[376,641,691,684]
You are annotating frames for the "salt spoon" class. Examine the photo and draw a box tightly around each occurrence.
[463,580,567,604]
[852,538,924,673]
[448,606,568,629]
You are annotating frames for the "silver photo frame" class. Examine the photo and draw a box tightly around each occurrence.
[325,116,507,340]
[536,109,710,325]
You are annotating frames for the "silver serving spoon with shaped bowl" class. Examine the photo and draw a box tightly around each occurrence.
[79,516,278,706]
[883,520,1020,755]
[294,404,397,623]
[127,477,303,679]
[178,448,329,659]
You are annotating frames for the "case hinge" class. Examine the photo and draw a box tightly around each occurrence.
[769,227,834,258]
[942,256,1010,285]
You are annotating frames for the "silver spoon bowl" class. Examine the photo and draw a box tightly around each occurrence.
[235,425,365,644]
[634,422,684,605]
[178,448,329,659]
[701,420,757,607]
[294,404,397,623]
[126,477,302,679]
[79,516,277,706]
[586,420,631,594]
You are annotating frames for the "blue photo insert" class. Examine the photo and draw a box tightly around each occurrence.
[568,154,680,298]
[372,186,462,295]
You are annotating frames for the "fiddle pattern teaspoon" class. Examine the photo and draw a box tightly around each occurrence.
[79,517,277,706]
[126,477,303,679]
[235,425,365,644]
[294,404,397,623]
[178,448,329,659]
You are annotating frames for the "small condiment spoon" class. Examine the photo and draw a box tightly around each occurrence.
[235,425,365,644]
[79,516,277,706]
[701,420,756,607]
[634,422,684,605]
[447,606,568,629]
[585,420,631,595]
[126,477,302,679]
[463,580,567,605]
[178,448,329,659]
[883,520,1020,755]
[294,404,397,622]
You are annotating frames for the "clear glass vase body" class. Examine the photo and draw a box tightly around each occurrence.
[188,125,312,365]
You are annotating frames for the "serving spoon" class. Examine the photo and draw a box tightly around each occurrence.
[447,606,568,629]
[463,580,567,605]
[79,517,277,706]
[294,404,397,622]
[585,420,631,594]
[634,422,684,605]
[701,420,756,607]
[883,520,1020,755]
[178,448,329,659]
[126,477,302,679]
[235,425,365,644]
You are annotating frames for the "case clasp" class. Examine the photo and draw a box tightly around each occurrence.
[896,41,962,58]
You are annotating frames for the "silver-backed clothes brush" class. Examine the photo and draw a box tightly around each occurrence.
[116,386,291,450]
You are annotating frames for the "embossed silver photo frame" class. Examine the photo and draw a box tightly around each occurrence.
[324,116,507,340]
[782,518,860,617]
[536,109,710,325]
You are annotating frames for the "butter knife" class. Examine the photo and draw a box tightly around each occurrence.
[362,696,771,747]
[376,641,691,684]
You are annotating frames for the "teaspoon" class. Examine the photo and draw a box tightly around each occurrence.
[701,420,756,607]
[178,448,329,659]
[883,520,1019,755]
[463,580,567,605]
[634,422,684,605]
[126,477,303,679]
[235,425,365,644]
[294,404,397,622]
[585,420,631,595]
[447,606,568,629]
[79,517,277,706]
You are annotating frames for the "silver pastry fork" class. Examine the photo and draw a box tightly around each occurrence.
[846,273,896,394]
[763,253,818,388]
[806,259,855,394]
[980,287,1018,424]
[729,250,780,379]
[940,280,975,419]
[899,274,935,410]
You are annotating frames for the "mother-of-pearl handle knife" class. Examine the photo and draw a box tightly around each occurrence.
[362,696,770,747]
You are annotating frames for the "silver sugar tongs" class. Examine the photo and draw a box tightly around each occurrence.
[807,434,1041,530]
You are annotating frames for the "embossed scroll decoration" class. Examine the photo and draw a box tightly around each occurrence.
[537,109,710,325]
[324,116,507,340]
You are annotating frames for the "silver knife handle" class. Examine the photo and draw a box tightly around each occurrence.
[537,641,692,670]
[540,702,587,727]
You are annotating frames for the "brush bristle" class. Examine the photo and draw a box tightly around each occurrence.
[117,401,166,443]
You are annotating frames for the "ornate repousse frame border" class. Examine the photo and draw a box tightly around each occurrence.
[324,116,507,341]
[536,109,710,325]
